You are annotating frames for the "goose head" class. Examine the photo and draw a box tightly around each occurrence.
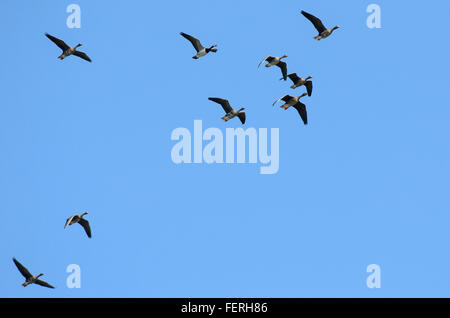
[209,44,218,52]
[82,211,89,217]
[331,26,340,32]
[299,93,308,99]
[238,107,246,112]
[74,43,83,49]
[280,55,288,59]
[36,273,45,279]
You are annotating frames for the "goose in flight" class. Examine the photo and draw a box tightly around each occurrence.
[258,55,288,80]
[286,73,313,96]
[273,93,308,125]
[13,258,55,289]
[208,98,246,124]
[64,211,91,238]
[301,11,340,41]
[180,32,217,59]
[45,33,92,62]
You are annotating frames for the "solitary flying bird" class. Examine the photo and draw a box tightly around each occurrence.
[64,211,91,238]
[208,98,246,124]
[286,73,313,96]
[180,32,217,59]
[258,55,288,80]
[45,33,92,62]
[273,93,309,125]
[301,11,340,41]
[13,258,55,289]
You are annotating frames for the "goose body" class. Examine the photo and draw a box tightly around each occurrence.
[208,98,246,124]
[180,32,217,59]
[258,55,288,80]
[273,93,308,125]
[286,73,313,96]
[301,11,340,41]
[64,211,91,238]
[13,258,55,289]
[45,33,91,62]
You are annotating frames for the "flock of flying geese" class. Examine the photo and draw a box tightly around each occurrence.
[13,212,91,289]
[180,10,339,125]
[12,9,339,290]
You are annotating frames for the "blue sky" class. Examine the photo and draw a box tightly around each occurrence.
[1,0,450,297]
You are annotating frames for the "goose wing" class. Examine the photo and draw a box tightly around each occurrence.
[287,73,301,84]
[237,112,246,125]
[73,51,92,62]
[305,80,313,96]
[301,11,327,34]
[78,218,92,238]
[292,102,308,125]
[13,258,32,279]
[45,33,70,52]
[64,215,75,228]
[273,95,293,106]
[35,279,55,289]
[208,97,233,114]
[258,56,274,68]
[180,32,204,52]
[276,61,288,81]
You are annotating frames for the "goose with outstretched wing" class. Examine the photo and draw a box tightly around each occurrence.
[45,33,91,62]
[301,11,340,41]
[180,32,217,59]
[208,98,246,124]
[13,258,55,289]
[273,93,308,125]
[258,55,288,80]
[286,73,313,96]
[65,211,91,238]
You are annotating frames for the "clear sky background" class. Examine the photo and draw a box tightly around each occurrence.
[1,0,450,297]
